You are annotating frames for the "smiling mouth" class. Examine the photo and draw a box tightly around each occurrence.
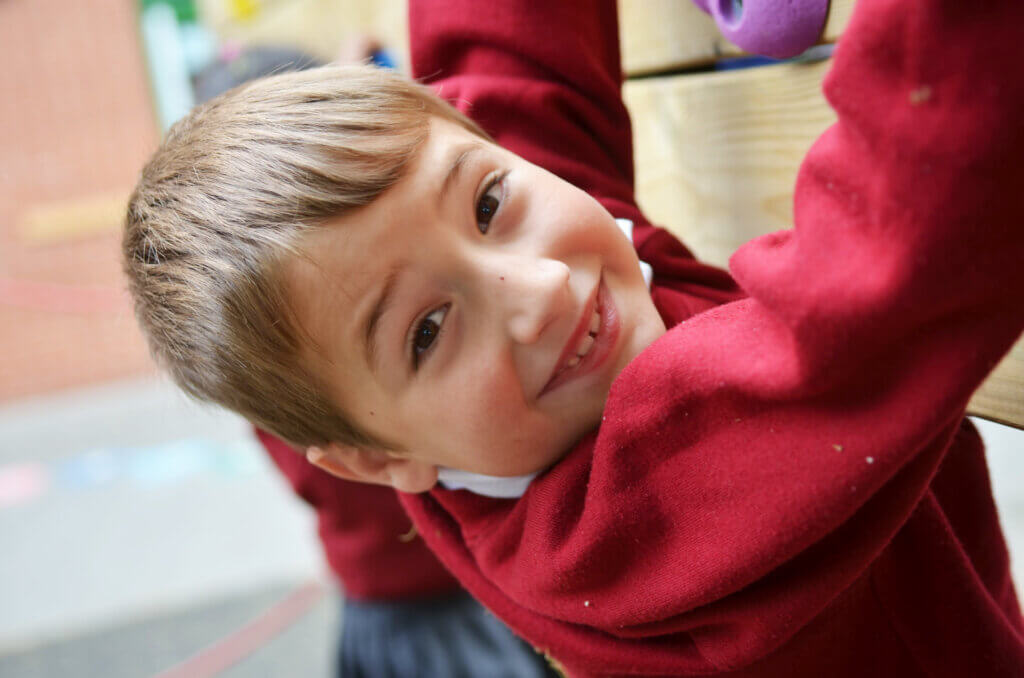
[555,307,600,373]
[540,278,619,396]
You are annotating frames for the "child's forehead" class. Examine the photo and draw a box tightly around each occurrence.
[284,225,380,351]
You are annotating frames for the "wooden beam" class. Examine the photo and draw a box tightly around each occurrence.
[970,344,1024,429]
[625,59,836,267]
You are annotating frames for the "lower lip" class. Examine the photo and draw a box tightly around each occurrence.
[540,280,620,396]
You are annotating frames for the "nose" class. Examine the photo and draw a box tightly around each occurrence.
[486,255,571,345]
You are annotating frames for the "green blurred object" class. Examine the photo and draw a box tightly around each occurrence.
[139,0,198,23]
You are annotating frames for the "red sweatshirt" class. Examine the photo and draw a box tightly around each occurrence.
[400,0,1024,675]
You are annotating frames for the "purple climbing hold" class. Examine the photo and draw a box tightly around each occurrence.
[692,0,830,59]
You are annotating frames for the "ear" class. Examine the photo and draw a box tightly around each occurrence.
[306,443,438,494]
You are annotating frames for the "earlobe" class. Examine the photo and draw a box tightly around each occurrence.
[386,457,440,494]
[306,444,438,493]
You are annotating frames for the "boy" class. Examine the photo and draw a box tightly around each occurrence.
[194,40,562,678]
[124,0,1024,676]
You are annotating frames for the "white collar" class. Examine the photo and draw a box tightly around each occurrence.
[436,218,650,498]
[436,467,538,498]
[616,218,653,288]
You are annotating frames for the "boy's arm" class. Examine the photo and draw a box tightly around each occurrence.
[409,0,641,224]
[405,0,1024,671]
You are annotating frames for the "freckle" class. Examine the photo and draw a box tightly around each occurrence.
[833,444,843,452]
[499,276,505,281]
[369,411,375,416]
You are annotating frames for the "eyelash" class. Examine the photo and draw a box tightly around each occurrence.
[475,171,507,234]
[409,304,449,370]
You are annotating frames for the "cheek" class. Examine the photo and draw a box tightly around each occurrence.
[568,204,636,269]
[528,182,606,238]
[424,362,525,444]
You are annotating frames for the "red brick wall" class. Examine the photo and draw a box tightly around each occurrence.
[0,0,160,401]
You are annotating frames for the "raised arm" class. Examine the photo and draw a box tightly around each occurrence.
[404,0,1024,673]
[409,0,637,215]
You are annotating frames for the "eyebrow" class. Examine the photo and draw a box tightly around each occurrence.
[363,266,402,374]
[438,143,483,208]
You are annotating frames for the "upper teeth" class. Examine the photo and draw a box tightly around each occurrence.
[564,309,601,369]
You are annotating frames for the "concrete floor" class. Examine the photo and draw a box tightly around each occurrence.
[0,376,1021,676]
[0,377,332,676]
[0,584,337,678]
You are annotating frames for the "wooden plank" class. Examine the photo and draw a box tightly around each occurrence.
[970,342,1024,429]
[625,59,836,267]
[619,0,855,76]
[625,60,1023,429]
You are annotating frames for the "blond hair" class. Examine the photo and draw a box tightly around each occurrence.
[124,64,489,448]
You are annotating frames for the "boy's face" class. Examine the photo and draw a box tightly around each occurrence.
[288,118,666,482]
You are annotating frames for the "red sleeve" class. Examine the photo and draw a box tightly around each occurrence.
[255,429,460,600]
[410,0,643,227]
[402,0,1024,674]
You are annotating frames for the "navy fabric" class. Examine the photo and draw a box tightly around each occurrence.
[338,592,559,678]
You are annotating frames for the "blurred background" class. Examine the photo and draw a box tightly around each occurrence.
[0,1,1021,677]
[0,1,408,676]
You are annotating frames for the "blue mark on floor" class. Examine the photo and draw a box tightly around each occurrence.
[0,437,268,509]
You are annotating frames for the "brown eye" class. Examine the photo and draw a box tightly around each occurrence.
[411,306,448,367]
[476,194,499,231]
[475,177,503,233]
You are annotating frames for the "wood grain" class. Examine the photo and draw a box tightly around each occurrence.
[625,59,836,267]
[971,343,1024,429]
